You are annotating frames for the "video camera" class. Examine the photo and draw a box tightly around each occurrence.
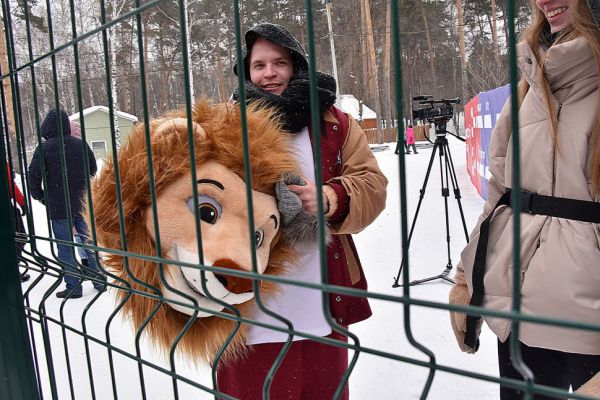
[411,95,460,124]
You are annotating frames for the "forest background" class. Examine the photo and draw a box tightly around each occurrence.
[4,0,532,151]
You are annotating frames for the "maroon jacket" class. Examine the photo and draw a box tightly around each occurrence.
[310,106,387,326]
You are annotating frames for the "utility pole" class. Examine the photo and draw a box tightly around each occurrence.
[325,0,340,98]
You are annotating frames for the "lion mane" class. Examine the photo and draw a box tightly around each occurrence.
[91,99,297,364]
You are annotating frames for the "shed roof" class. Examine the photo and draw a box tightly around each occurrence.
[69,106,138,122]
[337,94,376,121]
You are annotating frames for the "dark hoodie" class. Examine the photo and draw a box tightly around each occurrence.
[28,109,97,220]
[232,23,337,133]
[233,23,308,78]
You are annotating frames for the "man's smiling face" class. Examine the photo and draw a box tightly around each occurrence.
[249,38,294,96]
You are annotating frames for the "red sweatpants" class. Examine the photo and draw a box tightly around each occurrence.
[217,331,349,400]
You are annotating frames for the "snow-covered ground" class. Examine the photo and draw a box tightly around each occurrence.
[18,137,500,400]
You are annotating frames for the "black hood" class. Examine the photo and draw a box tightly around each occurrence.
[41,109,71,139]
[233,23,308,78]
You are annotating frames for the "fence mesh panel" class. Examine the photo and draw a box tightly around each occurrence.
[1,0,598,399]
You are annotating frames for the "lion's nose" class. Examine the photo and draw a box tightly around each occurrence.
[212,258,255,294]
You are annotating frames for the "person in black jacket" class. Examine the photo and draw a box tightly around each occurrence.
[28,108,106,298]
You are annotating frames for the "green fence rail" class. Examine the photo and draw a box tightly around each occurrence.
[1,0,599,399]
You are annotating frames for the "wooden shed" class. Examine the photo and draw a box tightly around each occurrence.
[69,106,138,160]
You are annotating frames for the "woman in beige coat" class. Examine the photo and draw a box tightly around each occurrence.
[449,0,600,398]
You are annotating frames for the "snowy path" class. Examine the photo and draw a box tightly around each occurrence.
[19,138,500,399]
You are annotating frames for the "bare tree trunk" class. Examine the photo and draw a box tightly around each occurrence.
[198,75,207,99]
[420,0,437,93]
[226,33,235,91]
[122,25,134,112]
[183,0,194,100]
[214,21,227,102]
[456,0,468,107]
[382,0,393,138]
[0,20,16,144]
[158,35,172,113]
[360,0,370,113]
[109,4,122,148]
[501,8,510,47]
[142,18,155,115]
[361,0,383,143]
[491,0,500,65]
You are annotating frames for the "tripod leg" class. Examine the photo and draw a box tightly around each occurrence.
[444,141,470,242]
[393,141,441,287]
[439,140,454,272]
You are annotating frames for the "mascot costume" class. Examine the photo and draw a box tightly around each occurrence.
[91,100,318,364]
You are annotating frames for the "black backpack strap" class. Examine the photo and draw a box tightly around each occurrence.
[464,190,511,349]
[510,191,600,223]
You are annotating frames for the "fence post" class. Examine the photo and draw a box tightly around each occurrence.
[0,145,40,400]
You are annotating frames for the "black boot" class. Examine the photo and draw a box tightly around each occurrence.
[56,288,82,299]
[81,259,90,279]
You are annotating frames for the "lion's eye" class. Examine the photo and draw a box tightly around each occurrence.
[186,195,222,224]
[255,228,264,248]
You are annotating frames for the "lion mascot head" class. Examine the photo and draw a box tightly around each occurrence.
[91,100,309,364]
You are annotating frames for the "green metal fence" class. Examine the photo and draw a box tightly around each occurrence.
[1,0,599,399]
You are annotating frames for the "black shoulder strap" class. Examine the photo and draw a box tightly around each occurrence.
[464,190,511,349]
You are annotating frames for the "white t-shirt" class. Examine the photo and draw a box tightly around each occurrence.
[245,126,333,345]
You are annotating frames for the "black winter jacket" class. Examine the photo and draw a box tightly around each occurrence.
[28,109,97,220]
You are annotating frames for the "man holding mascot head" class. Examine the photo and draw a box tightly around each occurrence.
[220,23,387,399]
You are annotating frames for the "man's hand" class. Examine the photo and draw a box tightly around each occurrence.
[288,176,328,215]
[275,172,330,245]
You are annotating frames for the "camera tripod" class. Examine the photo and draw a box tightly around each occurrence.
[392,122,470,287]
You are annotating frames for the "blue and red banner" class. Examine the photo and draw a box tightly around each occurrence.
[464,84,510,199]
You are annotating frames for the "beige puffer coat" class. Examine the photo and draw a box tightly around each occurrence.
[458,36,600,354]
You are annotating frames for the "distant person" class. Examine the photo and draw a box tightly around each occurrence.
[449,0,600,398]
[6,160,30,282]
[394,122,417,155]
[28,109,106,299]
[405,123,417,154]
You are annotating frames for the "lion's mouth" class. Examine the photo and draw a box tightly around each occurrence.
[179,269,236,300]
[180,269,207,298]
[168,244,256,304]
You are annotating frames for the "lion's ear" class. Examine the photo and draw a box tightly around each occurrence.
[153,117,206,140]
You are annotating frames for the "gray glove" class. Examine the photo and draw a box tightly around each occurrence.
[275,172,326,245]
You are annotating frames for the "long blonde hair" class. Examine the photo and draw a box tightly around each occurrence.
[518,0,600,193]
